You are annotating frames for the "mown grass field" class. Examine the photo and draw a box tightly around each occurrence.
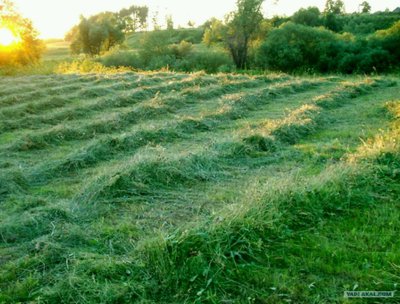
[0,71,399,303]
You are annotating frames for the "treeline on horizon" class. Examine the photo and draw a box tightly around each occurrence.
[1,0,400,74]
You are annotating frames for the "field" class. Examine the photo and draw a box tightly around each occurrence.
[0,72,399,303]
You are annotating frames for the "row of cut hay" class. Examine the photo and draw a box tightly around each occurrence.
[6,77,294,151]
[30,78,322,179]
[0,202,70,244]
[236,78,397,151]
[0,74,186,123]
[0,72,285,121]
[212,79,323,121]
[0,75,117,108]
[0,170,28,200]
[32,126,184,181]
[0,74,215,134]
[0,75,103,106]
[74,148,224,204]
[0,71,192,106]
[72,80,325,205]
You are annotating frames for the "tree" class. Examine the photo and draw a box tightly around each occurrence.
[202,18,225,46]
[323,0,345,32]
[360,1,371,13]
[166,15,174,31]
[324,0,345,14]
[292,7,322,27]
[224,0,265,69]
[257,22,340,72]
[69,12,125,56]
[117,5,148,33]
[0,0,44,66]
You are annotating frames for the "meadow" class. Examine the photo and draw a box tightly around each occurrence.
[0,71,399,303]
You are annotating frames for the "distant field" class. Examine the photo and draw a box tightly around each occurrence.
[43,40,71,61]
[0,72,399,303]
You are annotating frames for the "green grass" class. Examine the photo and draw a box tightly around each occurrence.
[0,71,399,303]
[43,40,71,62]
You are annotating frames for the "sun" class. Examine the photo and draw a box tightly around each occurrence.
[0,27,19,46]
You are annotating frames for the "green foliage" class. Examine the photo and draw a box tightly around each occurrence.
[258,21,400,73]
[224,0,265,69]
[340,12,400,35]
[292,7,322,27]
[138,30,173,66]
[69,12,125,56]
[176,49,234,73]
[166,15,174,31]
[99,49,143,69]
[324,0,345,15]
[257,22,340,72]
[360,1,372,14]
[202,18,225,46]
[100,37,233,73]
[369,20,400,64]
[117,5,148,33]
[0,0,44,67]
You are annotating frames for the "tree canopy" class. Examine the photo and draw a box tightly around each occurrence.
[203,0,265,69]
[117,5,148,33]
[67,5,148,56]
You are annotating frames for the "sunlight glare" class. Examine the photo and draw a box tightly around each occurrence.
[0,28,19,46]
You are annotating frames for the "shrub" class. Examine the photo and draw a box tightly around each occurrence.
[258,21,398,73]
[99,32,233,73]
[257,22,340,72]
[292,7,322,27]
[176,49,234,73]
[369,20,400,65]
[99,49,143,69]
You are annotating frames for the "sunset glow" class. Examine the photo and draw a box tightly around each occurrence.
[0,27,19,46]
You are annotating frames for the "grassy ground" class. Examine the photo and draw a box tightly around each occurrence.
[0,71,399,303]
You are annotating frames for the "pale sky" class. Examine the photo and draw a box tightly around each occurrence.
[11,0,400,38]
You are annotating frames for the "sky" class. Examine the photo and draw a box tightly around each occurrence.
[10,0,400,38]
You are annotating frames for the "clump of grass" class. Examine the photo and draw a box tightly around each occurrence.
[0,206,69,243]
[0,170,28,199]
[76,151,223,204]
[272,104,320,144]
[243,134,277,152]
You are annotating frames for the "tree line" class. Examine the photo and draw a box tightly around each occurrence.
[1,0,399,74]
[69,0,400,74]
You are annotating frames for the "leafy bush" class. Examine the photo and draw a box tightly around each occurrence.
[257,22,340,72]
[369,20,400,64]
[258,21,400,73]
[138,30,173,65]
[99,49,143,69]
[292,7,322,27]
[340,12,400,35]
[100,30,234,73]
[176,50,234,73]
